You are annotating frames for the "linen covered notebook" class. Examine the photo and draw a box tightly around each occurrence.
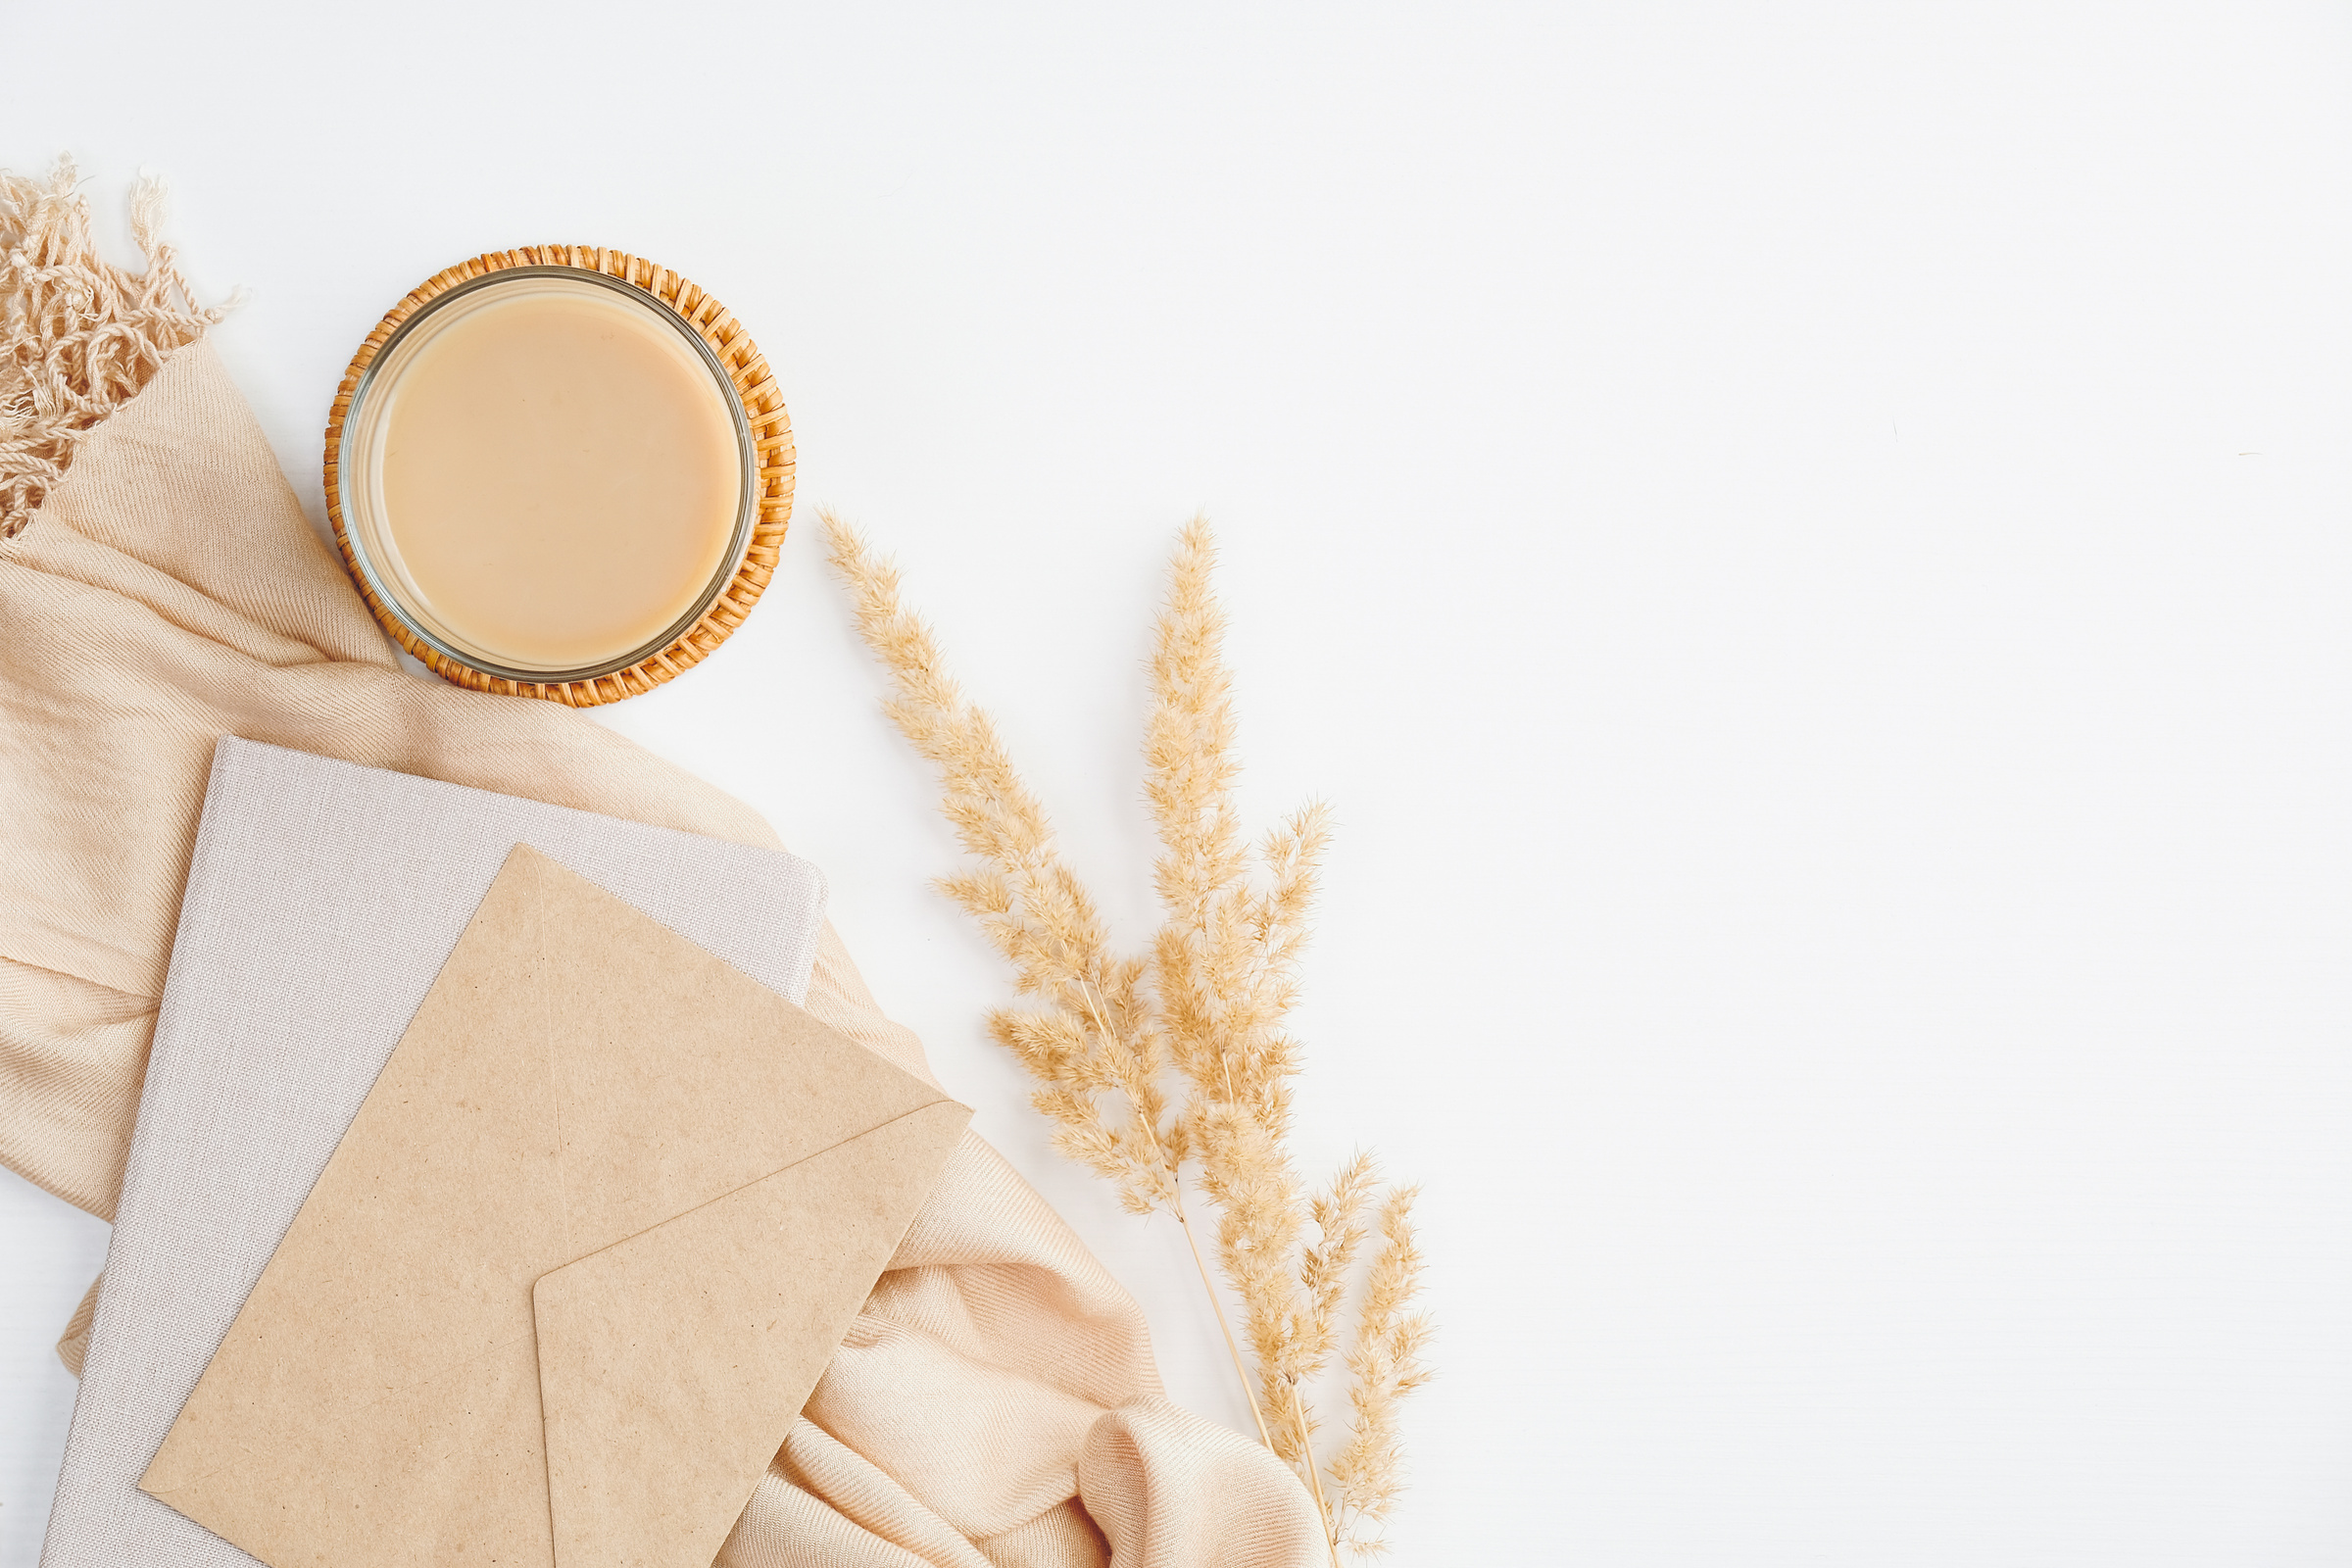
[41,738,832,1568]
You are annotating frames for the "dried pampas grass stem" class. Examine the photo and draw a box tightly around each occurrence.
[827,513,1432,1560]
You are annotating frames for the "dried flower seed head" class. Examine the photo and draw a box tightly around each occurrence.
[826,510,1432,1563]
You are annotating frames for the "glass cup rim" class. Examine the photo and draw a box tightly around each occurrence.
[336,264,760,685]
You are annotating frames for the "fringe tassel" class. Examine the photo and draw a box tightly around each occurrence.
[0,157,229,540]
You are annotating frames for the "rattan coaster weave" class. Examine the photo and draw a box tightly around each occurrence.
[323,246,793,708]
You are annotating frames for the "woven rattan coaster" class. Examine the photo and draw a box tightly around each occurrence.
[323,247,793,708]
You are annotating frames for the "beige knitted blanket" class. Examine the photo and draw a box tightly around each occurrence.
[0,162,1323,1568]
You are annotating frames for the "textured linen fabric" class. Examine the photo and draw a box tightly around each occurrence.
[0,337,1327,1568]
[44,737,829,1567]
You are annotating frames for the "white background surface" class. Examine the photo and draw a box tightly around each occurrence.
[7,3,2352,1563]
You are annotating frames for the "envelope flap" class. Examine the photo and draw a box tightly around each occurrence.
[504,846,953,1246]
[533,1099,972,1568]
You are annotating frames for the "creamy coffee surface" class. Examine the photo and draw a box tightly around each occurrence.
[378,286,741,671]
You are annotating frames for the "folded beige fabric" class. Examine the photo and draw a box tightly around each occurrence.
[0,164,1324,1568]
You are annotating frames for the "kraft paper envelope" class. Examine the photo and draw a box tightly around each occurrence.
[138,844,972,1568]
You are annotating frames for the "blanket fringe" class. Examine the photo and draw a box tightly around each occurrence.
[0,157,229,540]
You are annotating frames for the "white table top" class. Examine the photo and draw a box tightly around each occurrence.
[9,6,2352,1563]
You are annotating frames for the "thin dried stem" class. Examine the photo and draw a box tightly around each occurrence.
[1174,1184,1277,1455]
[1075,976,1278,1454]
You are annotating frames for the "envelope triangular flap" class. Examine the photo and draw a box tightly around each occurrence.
[533,1100,971,1568]
[515,846,953,1245]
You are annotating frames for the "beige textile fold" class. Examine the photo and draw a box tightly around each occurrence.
[0,325,1323,1563]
